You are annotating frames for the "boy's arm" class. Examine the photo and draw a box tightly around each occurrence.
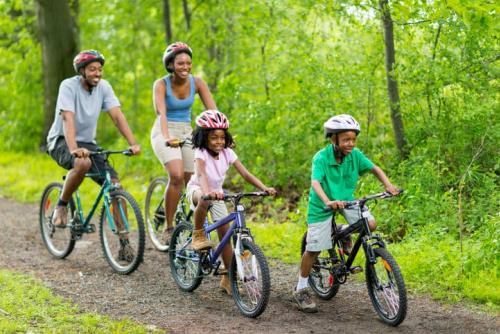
[370,165,399,195]
[233,160,276,195]
[311,180,346,209]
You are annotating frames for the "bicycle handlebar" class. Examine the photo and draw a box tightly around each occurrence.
[323,189,404,212]
[165,139,191,147]
[201,191,271,202]
[88,149,134,157]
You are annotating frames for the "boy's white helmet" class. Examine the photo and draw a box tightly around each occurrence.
[323,114,361,137]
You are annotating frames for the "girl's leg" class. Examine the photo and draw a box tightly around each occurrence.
[190,190,213,250]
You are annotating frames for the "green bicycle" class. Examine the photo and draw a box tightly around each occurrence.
[39,149,145,275]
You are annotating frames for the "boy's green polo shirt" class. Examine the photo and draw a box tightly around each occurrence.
[307,145,374,224]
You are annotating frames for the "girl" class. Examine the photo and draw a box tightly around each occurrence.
[150,42,217,245]
[186,110,276,294]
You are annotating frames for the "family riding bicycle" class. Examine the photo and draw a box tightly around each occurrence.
[40,43,407,324]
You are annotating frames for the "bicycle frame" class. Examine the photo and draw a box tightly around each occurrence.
[203,207,246,267]
[69,153,126,235]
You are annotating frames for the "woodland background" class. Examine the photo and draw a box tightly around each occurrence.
[0,0,498,308]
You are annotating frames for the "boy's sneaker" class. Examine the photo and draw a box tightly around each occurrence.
[293,287,318,313]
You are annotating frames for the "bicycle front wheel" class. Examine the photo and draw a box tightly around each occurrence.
[365,247,407,326]
[230,239,271,318]
[169,222,203,292]
[39,182,76,259]
[99,190,145,275]
[300,232,340,300]
[144,177,169,251]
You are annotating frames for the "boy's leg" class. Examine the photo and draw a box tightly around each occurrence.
[294,218,333,313]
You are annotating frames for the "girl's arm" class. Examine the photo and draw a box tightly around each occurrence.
[233,160,276,195]
[195,158,224,199]
[370,165,399,195]
[195,77,217,110]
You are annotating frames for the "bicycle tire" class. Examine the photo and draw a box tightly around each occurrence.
[39,182,76,259]
[169,222,203,292]
[99,190,145,275]
[230,239,271,318]
[365,247,407,326]
[300,232,340,300]
[144,176,169,251]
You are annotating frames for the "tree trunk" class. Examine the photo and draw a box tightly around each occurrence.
[163,0,172,43]
[379,0,408,158]
[36,0,78,151]
[182,0,191,30]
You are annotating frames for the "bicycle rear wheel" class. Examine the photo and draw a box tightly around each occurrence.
[144,177,169,251]
[39,182,76,259]
[100,190,145,275]
[365,247,407,326]
[169,222,203,292]
[300,232,340,300]
[230,239,270,318]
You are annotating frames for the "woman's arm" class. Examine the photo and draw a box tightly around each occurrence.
[195,77,217,110]
[153,79,179,146]
[233,160,276,194]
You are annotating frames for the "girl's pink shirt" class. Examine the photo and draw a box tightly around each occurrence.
[187,148,238,192]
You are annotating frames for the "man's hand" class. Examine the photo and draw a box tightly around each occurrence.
[129,144,141,155]
[326,200,346,210]
[71,147,90,158]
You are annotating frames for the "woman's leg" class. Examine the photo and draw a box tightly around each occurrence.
[163,159,185,230]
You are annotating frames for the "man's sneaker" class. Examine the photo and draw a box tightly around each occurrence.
[118,243,135,263]
[293,287,318,313]
[160,227,174,245]
[52,206,68,227]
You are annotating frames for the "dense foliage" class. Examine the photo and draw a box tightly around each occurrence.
[0,0,498,307]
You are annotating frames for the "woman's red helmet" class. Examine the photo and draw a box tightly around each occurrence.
[162,42,192,73]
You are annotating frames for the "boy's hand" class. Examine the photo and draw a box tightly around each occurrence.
[263,187,277,196]
[385,184,399,196]
[326,200,346,210]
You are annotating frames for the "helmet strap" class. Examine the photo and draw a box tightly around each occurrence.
[332,135,345,161]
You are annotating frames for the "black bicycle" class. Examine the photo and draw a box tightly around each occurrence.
[301,191,407,326]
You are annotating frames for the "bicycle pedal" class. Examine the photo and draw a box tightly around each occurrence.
[349,266,363,274]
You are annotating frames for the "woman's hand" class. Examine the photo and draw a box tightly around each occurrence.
[166,137,181,147]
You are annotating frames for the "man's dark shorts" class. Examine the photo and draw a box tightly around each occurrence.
[48,137,118,185]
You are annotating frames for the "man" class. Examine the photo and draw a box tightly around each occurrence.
[46,50,140,260]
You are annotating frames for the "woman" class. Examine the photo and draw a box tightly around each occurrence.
[151,42,216,245]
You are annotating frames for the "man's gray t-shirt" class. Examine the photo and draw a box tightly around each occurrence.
[46,76,120,151]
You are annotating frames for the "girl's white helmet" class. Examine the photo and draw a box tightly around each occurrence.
[323,114,361,137]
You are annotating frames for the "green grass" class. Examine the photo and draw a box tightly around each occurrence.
[0,270,160,333]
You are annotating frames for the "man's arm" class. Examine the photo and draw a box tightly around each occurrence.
[108,106,140,154]
[62,111,89,158]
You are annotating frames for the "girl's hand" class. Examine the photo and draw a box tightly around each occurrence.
[385,184,399,196]
[207,191,225,200]
[263,187,277,196]
[326,200,346,210]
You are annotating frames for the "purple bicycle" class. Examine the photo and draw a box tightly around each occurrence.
[168,191,272,318]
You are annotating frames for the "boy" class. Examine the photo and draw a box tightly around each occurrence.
[293,114,399,313]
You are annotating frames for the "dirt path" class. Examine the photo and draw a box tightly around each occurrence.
[0,197,498,333]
